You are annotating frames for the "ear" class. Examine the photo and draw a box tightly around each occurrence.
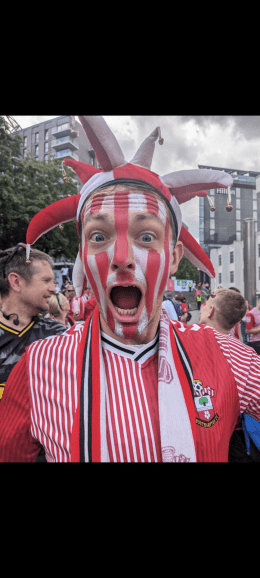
[208,305,215,319]
[169,241,184,276]
[7,272,22,293]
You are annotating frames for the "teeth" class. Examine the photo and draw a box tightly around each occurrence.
[115,307,138,316]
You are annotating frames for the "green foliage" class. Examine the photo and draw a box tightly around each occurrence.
[0,116,79,260]
[173,255,199,283]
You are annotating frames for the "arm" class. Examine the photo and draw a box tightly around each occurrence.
[246,327,260,335]
[0,353,41,462]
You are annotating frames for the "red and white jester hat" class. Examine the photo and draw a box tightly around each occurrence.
[26,116,233,297]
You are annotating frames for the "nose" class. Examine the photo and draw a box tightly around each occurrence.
[50,280,56,293]
[111,236,135,272]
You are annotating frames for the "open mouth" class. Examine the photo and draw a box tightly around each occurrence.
[110,285,142,317]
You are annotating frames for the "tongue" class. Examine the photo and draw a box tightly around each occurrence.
[112,286,141,309]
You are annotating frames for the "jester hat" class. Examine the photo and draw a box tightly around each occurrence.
[26,116,233,296]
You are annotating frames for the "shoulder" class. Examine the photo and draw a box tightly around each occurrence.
[27,320,85,355]
[35,314,67,335]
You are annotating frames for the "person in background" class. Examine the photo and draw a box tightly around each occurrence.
[174,294,188,322]
[0,244,66,462]
[246,296,260,355]
[48,292,74,327]
[162,291,180,321]
[196,290,202,310]
[199,288,246,335]
[60,265,69,286]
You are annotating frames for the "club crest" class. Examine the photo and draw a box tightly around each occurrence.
[193,379,219,428]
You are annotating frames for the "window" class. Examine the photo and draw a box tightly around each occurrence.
[44,142,48,153]
[35,145,39,157]
[230,251,234,264]
[258,244,260,258]
[23,148,27,158]
[218,255,222,266]
[230,271,234,283]
[35,132,39,143]
[45,129,49,141]
[219,273,222,284]
[44,154,48,162]
[24,136,27,146]
[258,266,260,281]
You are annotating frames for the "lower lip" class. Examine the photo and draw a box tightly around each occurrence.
[108,296,144,323]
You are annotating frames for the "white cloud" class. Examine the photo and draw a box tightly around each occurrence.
[11,114,260,242]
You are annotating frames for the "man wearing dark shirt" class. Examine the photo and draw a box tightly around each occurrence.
[0,244,66,460]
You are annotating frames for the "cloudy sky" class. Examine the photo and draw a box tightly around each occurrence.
[12,115,260,241]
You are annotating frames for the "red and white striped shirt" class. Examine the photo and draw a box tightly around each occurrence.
[246,307,260,342]
[0,319,260,462]
[101,331,160,462]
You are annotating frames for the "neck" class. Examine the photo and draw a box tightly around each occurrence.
[55,310,67,325]
[0,297,35,330]
[205,318,230,334]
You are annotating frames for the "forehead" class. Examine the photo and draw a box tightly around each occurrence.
[31,260,53,278]
[82,185,169,225]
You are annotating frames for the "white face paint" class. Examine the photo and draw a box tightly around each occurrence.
[82,186,175,342]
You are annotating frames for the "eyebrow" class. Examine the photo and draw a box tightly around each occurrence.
[84,212,163,225]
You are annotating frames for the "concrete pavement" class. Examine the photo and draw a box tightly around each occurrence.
[187,308,201,325]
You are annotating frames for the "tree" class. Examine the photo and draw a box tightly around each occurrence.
[0,116,80,260]
[173,255,199,284]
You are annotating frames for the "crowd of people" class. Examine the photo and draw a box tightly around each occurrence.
[0,114,260,463]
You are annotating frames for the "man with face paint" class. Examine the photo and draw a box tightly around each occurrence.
[1,115,260,463]
[81,183,182,344]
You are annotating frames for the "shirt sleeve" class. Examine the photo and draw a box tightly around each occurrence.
[0,352,42,462]
[213,330,260,422]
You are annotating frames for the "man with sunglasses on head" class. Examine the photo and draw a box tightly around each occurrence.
[0,244,66,460]
[1,116,260,463]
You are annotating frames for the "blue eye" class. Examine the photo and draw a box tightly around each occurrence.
[94,233,106,242]
[141,233,153,243]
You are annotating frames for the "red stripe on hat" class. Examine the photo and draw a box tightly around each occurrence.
[179,226,215,278]
[26,195,80,245]
[63,159,101,184]
[113,164,172,202]
[173,190,208,205]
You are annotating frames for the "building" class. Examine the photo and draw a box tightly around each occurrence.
[198,165,260,294]
[199,165,260,252]
[13,115,99,189]
[204,169,260,305]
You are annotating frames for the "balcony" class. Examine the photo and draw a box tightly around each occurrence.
[51,136,79,152]
[54,149,79,161]
[52,123,72,138]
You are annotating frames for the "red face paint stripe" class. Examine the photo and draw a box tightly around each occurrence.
[145,249,161,318]
[158,219,170,297]
[83,243,101,307]
[113,192,130,267]
[144,191,159,216]
[89,193,107,214]
[95,251,110,291]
